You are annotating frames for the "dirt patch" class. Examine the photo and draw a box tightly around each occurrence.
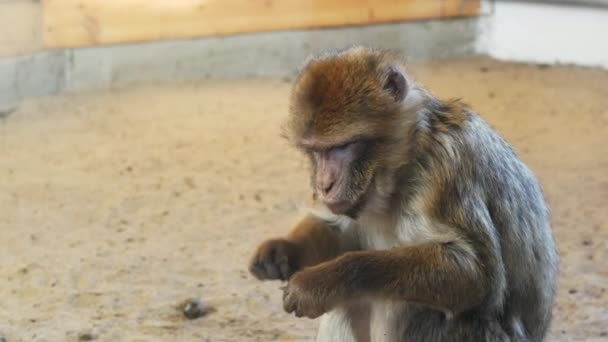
[0,57,606,341]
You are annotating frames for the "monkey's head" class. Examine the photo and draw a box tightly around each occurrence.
[287,47,423,217]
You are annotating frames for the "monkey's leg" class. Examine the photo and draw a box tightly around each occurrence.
[249,215,358,281]
[283,238,494,318]
[390,307,511,342]
[445,316,511,342]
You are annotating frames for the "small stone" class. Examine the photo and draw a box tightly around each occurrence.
[0,107,17,119]
[0,336,7,342]
[181,298,209,320]
[582,239,592,246]
[480,66,489,73]
[568,288,577,294]
[600,331,607,337]
[253,193,262,202]
[78,332,96,341]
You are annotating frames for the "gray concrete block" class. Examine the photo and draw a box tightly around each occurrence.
[65,48,113,92]
[0,58,19,110]
[67,18,478,90]
[15,50,66,98]
[2,17,479,103]
[1,51,66,108]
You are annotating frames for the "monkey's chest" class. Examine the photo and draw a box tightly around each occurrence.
[356,214,432,250]
[359,228,400,250]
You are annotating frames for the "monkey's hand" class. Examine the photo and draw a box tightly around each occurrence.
[282,266,337,319]
[249,239,299,281]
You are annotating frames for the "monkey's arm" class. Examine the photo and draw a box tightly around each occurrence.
[283,230,501,318]
[249,215,358,281]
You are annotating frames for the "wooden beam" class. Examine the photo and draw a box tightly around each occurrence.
[42,0,481,48]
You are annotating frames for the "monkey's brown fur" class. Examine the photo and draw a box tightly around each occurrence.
[250,46,558,342]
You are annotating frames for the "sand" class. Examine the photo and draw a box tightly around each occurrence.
[0,57,606,342]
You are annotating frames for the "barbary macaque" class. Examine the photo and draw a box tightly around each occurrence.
[249,46,558,342]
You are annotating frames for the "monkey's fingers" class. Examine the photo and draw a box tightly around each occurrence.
[267,239,297,281]
[249,255,280,280]
[262,257,281,280]
[283,289,324,319]
[248,260,268,280]
[282,287,298,315]
[277,256,292,281]
[249,240,294,281]
[283,282,316,319]
[248,253,275,280]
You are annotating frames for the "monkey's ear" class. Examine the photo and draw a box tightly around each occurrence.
[383,67,407,102]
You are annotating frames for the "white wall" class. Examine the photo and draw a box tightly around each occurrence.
[477,1,608,68]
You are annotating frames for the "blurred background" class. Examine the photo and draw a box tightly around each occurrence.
[0,1,606,341]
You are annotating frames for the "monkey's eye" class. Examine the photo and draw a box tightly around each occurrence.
[328,140,360,158]
[332,142,351,153]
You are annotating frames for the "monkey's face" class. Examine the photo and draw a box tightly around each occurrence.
[288,47,410,217]
[302,137,379,217]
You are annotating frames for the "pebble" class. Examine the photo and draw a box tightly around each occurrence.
[182,298,210,320]
[0,107,17,119]
[78,332,96,341]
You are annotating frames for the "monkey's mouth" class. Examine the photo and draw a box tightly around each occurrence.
[324,188,370,219]
[324,200,355,216]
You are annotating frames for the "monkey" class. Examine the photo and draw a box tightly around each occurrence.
[249,46,558,342]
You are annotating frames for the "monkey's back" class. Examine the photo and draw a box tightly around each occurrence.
[426,112,559,340]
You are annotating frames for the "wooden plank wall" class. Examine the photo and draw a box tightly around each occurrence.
[42,0,481,48]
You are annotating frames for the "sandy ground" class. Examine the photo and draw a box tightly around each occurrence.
[0,57,607,342]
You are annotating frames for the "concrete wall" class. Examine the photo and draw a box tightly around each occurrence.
[2,0,608,111]
[0,17,479,110]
